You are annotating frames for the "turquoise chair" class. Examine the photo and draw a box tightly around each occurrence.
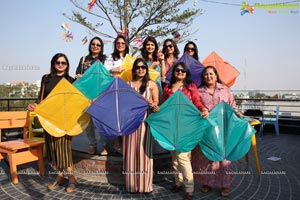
[261,106,280,136]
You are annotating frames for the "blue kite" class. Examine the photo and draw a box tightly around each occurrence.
[166,53,205,86]
[86,77,149,138]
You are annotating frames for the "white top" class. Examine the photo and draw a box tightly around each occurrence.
[104,55,124,71]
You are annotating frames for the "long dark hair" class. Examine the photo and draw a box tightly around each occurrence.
[132,58,150,95]
[49,53,71,81]
[183,41,199,61]
[112,35,129,60]
[169,61,193,88]
[140,36,159,62]
[88,36,107,63]
[162,38,180,59]
[199,65,223,87]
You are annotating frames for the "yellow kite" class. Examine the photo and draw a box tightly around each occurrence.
[34,78,91,137]
[120,54,160,81]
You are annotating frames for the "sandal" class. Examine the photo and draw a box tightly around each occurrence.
[100,148,108,156]
[66,182,76,193]
[66,174,77,193]
[200,185,211,193]
[220,187,230,197]
[211,161,220,171]
[47,175,64,191]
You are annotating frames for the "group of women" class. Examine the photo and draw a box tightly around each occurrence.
[27,35,241,200]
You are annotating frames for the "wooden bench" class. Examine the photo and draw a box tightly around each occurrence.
[28,112,46,157]
[0,111,45,184]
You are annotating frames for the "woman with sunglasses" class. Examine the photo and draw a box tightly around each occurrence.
[183,41,199,61]
[139,36,166,101]
[123,58,159,194]
[75,37,107,77]
[27,53,76,193]
[74,37,107,156]
[162,62,209,200]
[102,35,130,155]
[104,35,129,76]
[162,38,180,75]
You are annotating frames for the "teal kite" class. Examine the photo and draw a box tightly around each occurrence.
[145,91,209,153]
[200,102,256,161]
[73,61,114,100]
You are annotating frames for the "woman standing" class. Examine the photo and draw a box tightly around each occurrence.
[75,37,107,155]
[104,35,130,154]
[139,36,166,99]
[162,38,180,75]
[123,58,159,193]
[75,36,107,77]
[162,62,208,200]
[104,35,129,76]
[27,53,76,193]
[183,41,199,61]
[192,66,242,197]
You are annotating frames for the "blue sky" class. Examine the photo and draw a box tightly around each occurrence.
[0,0,299,90]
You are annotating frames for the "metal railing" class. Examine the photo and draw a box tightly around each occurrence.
[1,97,299,116]
[1,96,300,132]
[0,97,36,111]
[236,98,300,118]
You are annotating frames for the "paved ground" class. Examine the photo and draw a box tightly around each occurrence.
[1,133,299,200]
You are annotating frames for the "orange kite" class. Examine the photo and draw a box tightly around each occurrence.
[202,52,240,87]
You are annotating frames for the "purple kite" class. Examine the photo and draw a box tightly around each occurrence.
[166,53,205,86]
[86,77,149,138]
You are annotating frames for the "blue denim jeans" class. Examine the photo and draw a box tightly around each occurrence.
[85,121,108,149]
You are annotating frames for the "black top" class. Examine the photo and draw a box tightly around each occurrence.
[36,74,74,103]
[75,55,106,75]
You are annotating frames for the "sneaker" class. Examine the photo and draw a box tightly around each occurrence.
[87,146,96,155]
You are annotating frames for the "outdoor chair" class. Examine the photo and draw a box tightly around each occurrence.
[243,109,264,136]
[0,111,45,184]
[261,105,280,136]
[28,112,46,157]
[242,120,261,176]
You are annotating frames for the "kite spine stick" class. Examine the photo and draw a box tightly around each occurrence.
[115,78,121,134]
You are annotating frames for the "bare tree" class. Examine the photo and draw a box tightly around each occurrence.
[63,0,202,50]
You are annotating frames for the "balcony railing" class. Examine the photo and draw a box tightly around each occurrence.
[1,97,300,132]
[0,97,36,111]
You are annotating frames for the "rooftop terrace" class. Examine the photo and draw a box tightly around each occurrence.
[0,133,299,200]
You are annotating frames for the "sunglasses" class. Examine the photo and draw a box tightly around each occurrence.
[135,65,147,70]
[186,47,195,51]
[55,61,67,65]
[91,43,101,47]
[116,42,126,45]
[165,44,173,49]
[175,68,187,73]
